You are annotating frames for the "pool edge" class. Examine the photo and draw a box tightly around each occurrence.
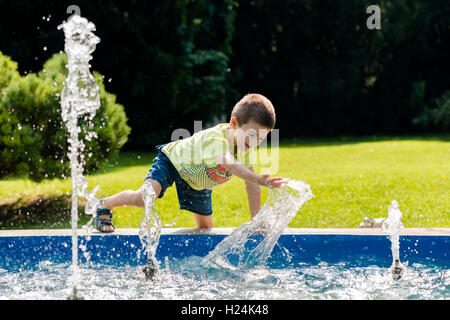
[0,227,448,237]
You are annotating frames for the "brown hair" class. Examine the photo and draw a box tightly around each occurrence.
[231,93,276,128]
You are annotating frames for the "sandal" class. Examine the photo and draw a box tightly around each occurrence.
[95,208,115,233]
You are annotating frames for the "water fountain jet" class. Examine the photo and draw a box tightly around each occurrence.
[139,179,161,280]
[382,200,406,280]
[58,14,102,299]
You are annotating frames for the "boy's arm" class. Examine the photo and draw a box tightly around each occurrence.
[245,167,261,219]
[215,153,285,188]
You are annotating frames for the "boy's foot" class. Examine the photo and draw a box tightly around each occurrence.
[95,208,115,233]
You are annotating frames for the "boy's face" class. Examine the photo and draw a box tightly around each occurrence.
[229,117,272,151]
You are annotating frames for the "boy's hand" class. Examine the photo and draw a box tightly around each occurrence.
[259,172,287,188]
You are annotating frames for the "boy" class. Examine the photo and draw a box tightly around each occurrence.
[95,93,285,232]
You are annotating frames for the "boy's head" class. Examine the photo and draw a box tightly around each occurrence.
[229,93,276,151]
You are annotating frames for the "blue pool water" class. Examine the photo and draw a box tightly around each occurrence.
[0,233,448,299]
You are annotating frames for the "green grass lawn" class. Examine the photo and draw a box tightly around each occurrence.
[1,136,449,229]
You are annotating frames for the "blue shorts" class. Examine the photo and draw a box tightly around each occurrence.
[145,144,213,216]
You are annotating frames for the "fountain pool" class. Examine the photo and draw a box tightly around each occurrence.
[0,228,448,300]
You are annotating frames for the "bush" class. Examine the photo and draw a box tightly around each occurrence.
[0,52,131,181]
[0,50,20,91]
[413,89,450,131]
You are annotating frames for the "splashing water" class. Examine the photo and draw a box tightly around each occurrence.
[139,180,161,279]
[58,14,101,299]
[202,179,314,270]
[382,200,406,280]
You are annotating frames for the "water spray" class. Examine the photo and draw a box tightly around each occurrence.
[202,179,313,269]
[382,200,406,280]
[58,14,101,299]
[139,180,161,280]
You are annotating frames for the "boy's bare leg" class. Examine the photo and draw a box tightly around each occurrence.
[98,178,162,232]
[102,190,145,210]
[194,213,214,228]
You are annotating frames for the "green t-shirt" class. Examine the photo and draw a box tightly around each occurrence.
[162,123,253,190]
